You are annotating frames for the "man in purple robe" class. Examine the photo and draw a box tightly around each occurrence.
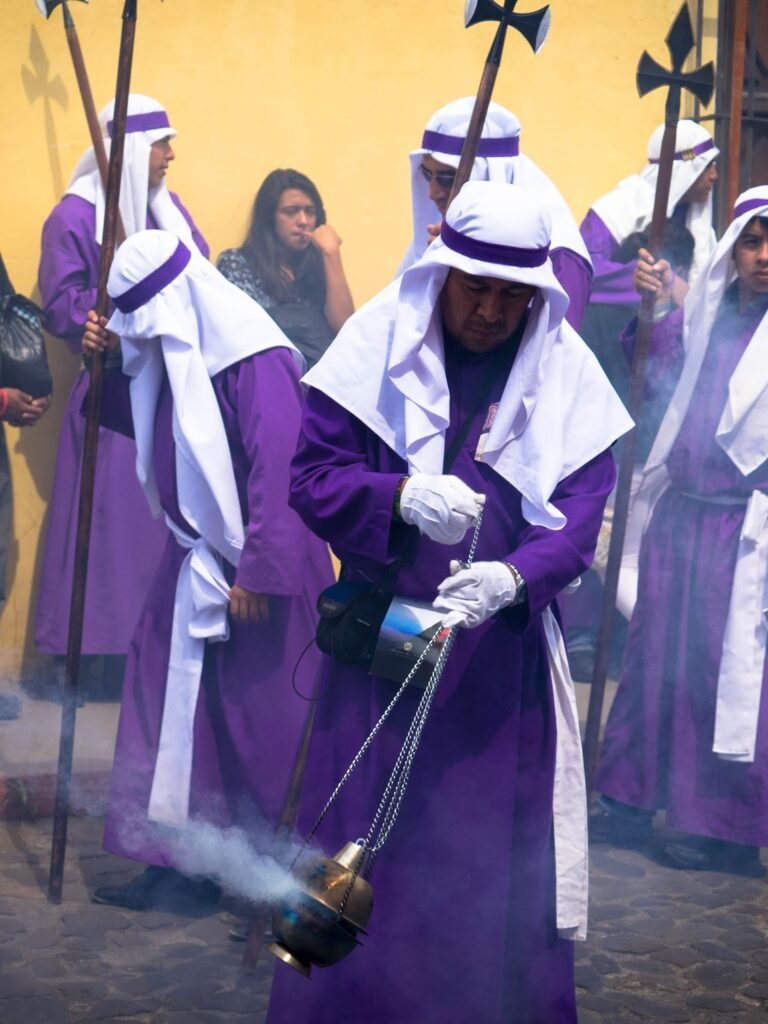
[81,229,333,910]
[265,182,631,1024]
[563,119,718,681]
[594,187,768,876]
[35,93,207,695]
[398,97,593,329]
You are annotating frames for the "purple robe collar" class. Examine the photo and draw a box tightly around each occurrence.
[733,196,768,220]
[421,129,520,158]
[113,239,191,313]
[107,110,171,137]
[440,220,549,267]
[649,138,715,164]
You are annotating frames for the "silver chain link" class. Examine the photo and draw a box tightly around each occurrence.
[299,506,484,879]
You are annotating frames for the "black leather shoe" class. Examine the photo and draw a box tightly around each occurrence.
[589,795,655,846]
[92,866,221,912]
[663,837,766,877]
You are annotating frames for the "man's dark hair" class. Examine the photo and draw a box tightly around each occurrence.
[241,168,327,304]
[742,215,768,234]
[615,219,695,276]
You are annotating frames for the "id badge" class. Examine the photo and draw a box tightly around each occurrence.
[474,402,499,462]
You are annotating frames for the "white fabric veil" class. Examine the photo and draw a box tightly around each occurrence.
[66,94,197,247]
[107,229,302,566]
[398,97,590,274]
[308,180,632,530]
[591,119,718,284]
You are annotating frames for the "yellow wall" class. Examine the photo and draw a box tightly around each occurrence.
[0,0,714,666]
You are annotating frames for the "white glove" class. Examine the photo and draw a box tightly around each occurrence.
[433,560,519,629]
[399,474,485,545]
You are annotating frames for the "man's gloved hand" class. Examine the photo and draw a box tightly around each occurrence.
[433,560,519,629]
[399,474,485,545]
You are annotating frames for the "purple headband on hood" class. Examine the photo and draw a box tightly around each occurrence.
[440,220,549,268]
[106,110,171,137]
[112,238,191,313]
[733,196,768,220]
[421,129,520,158]
[648,138,715,164]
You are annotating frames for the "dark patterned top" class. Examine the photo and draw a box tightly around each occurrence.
[216,248,333,370]
[216,249,276,309]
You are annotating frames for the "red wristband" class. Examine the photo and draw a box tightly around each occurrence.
[0,389,8,418]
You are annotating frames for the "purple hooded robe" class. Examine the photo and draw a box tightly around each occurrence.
[265,333,617,1024]
[35,192,208,654]
[598,288,768,847]
[94,347,333,860]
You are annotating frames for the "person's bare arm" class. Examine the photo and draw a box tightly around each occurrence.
[307,224,354,334]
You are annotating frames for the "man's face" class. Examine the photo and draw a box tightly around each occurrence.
[680,160,718,205]
[439,269,537,353]
[148,137,174,189]
[419,154,457,217]
[274,188,318,252]
[733,217,768,304]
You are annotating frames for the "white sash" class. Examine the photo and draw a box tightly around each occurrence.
[147,517,232,828]
[542,607,588,941]
[713,490,768,763]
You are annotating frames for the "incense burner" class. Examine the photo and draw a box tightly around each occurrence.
[267,841,373,978]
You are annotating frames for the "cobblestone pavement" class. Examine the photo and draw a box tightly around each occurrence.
[1,813,767,1022]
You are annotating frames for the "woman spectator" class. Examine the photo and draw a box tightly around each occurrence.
[217,169,354,369]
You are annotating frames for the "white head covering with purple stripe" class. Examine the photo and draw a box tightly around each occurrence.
[65,94,197,248]
[106,229,301,565]
[398,97,590,275]
[646,185,768,478]
[306,180,631,529]
[591,119,718,284]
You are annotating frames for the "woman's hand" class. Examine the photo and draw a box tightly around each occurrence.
[306,223,343,257]
[82,309,119,358]
[228,584,270,624]
[1,389,50,426]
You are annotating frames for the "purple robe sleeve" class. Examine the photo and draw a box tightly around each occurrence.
[226,349,309,596]
[550,248,593,331]
[290,388,408,565]
[169,192,209,259]
[507,449,617,623]
[580,210,639,306]
[38,195,101,352]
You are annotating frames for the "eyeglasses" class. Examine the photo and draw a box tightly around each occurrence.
[419,164,456,190]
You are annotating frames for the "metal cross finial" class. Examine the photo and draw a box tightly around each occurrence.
[637,2,715,117]
[465,0,550,57]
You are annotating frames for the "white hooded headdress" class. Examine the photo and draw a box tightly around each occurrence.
[107,229,302,566]
[591,119,718,284]
[398,97,590,275]
[307,180,632,530]
[645,185,768,479]
[66,93,198,248]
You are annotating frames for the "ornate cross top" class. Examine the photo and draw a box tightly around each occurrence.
[637,2,715,118]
